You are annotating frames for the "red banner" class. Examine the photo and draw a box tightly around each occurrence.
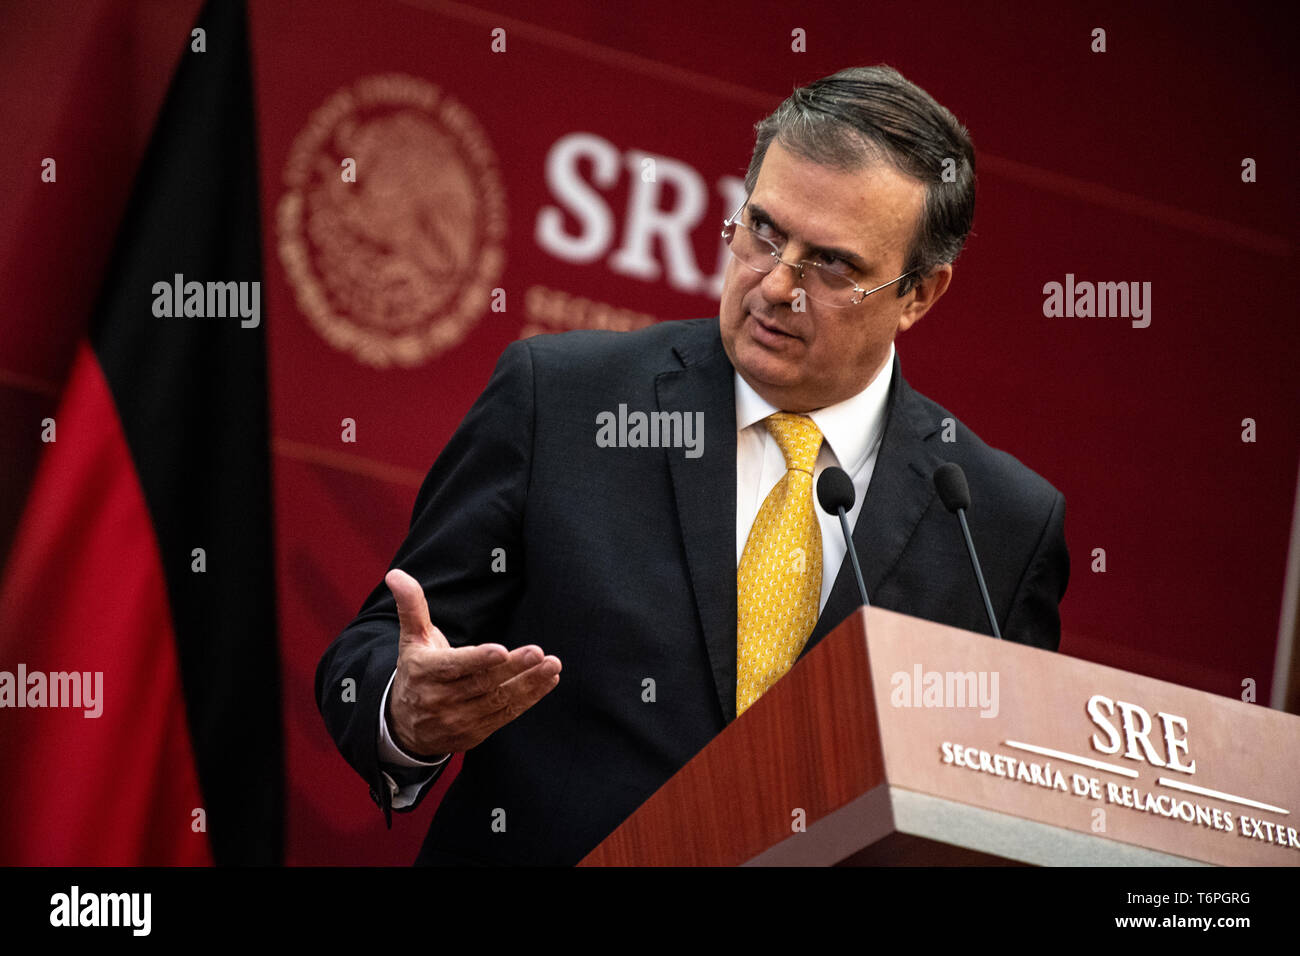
[1,0,1295,866]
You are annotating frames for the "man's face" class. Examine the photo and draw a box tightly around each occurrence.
[719,139,950,412]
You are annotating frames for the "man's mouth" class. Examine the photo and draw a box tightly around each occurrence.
[749,312,800,341]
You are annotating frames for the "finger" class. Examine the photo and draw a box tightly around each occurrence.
[442,645,545,699]
[471,656,562,731]
[386,568,445,649]
[416,642,512,683]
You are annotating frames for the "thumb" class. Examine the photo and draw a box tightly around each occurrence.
[386,568,446,649]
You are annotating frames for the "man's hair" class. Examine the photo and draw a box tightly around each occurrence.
[744,65,975,297]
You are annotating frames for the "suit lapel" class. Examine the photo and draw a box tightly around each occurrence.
[802,356,943,655]
[655,328,944,717]
[656,321,739,724]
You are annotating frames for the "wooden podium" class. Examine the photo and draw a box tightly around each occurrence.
[580,607,1300,866]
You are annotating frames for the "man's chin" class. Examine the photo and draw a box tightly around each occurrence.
[732,343,803,395]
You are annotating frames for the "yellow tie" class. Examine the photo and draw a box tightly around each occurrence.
[736,413,824,715]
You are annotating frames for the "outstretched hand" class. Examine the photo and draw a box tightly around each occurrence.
[385,568,561,757]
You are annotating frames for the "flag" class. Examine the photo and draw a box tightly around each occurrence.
[0,0,282,865]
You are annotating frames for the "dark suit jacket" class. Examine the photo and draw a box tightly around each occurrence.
[315,316,1069,865]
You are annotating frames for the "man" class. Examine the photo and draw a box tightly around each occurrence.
[316,65,1069,865]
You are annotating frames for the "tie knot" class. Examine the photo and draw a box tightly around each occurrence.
[765,413,822,475]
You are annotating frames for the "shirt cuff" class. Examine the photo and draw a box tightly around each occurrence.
[378,669,451,769]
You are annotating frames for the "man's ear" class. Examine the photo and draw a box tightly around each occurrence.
[897,263,952,333]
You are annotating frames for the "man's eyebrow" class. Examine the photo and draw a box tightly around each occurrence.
[747,202,872,271]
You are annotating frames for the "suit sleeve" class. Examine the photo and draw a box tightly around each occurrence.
[1002,490,1069,652]
[315,339,535,825]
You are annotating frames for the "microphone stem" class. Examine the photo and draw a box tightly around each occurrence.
[956,508,1001,639]
[837,507,869,608]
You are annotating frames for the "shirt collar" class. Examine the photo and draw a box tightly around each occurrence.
[734,341,895,475]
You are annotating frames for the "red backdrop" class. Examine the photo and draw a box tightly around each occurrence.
[1,0,1296,865]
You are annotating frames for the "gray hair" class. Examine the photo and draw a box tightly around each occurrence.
[745,65,976,296]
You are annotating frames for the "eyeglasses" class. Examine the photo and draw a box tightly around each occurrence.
[721,201,914,307]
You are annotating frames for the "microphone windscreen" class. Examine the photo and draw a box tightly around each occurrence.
[817,466,856,514]
[934,462,972,513]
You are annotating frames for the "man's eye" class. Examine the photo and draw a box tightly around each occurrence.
[814,252,853,276]
[751,220,779,241]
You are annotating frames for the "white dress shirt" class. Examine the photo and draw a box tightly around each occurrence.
[734,342,894,612]
[376,343,897,807]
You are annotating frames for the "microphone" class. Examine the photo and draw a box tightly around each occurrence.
[816,466,870,608]
[933,462,1002,639]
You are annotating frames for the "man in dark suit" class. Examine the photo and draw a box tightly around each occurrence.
[316,65,1068,865]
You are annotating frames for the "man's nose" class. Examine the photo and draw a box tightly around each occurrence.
[759,258,804,305]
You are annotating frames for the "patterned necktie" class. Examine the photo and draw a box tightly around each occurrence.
[736,412,824,715]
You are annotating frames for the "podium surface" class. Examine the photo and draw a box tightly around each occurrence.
[581,607,1299,866]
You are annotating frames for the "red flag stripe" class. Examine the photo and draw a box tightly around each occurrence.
[0,341,210,865]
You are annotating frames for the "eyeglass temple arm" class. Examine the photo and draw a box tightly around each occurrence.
[857,270,915,297]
